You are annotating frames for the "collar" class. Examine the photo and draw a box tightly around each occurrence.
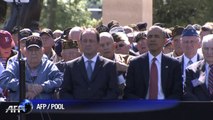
[148,51,162,63]
[83,54,98,63]
[183,54,198,65]
[205,62,210,71]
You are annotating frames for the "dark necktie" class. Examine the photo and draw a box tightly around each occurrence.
[149,58,158,99]
[86,60,93,81]
[208,65,213,95]
[187,59,193,67]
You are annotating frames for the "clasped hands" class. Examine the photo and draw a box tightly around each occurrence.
[116,61,128,72]
[26,83,43,99]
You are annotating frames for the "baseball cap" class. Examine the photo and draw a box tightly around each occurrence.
[26,35,42,49]
[19,28,32,41]
[40,28,53,38]
[0,30,15,48]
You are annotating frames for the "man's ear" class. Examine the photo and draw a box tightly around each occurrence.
[41,47,45,53]
[113,42,117,49]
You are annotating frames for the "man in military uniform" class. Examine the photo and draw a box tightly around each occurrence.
[55,40,81,72]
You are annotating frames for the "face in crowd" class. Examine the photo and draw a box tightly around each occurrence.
[181,36,200,58]
[80,28,99,59]
[135,32,148,54]
[99,32,115,59]
[113,32,130,55]
[202,34,213,65]
[40,33,54,52]
[172,35,183,55]
[147,26,166,56]
[61,48,81,61]
[25,36,44,69]
[0,30,15,59]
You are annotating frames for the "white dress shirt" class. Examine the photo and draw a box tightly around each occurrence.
[205,63,212,88]
[146,52,165,100]
[83,54,98,71]
[183,54,198,82]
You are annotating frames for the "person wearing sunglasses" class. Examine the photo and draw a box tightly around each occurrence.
[112,32,136,64]
[99,32,129,99]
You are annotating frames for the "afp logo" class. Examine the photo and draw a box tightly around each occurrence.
[5,99,33,114]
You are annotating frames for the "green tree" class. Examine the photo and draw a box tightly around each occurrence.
[153,0,213,27]
[40,0,100,30]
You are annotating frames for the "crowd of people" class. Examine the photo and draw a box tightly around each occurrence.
[0,20,213,101]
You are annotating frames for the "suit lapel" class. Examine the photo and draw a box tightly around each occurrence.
[144,53,150,89]
[198,61,209,96]
[78,56,89,82]
[90,56,103,82]
[161,55,169,93]
[181,56,184,76]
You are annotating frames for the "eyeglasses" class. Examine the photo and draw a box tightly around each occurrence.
[202,27,211,31]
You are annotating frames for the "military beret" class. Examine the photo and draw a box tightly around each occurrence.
[181,25,198,37]
[172,25,184,39]
[62,40,78,49]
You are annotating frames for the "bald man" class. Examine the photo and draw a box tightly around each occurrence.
[68,26,84,52]
[99,32,129,99]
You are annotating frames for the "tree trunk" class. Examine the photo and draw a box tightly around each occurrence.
[47,0,57,29]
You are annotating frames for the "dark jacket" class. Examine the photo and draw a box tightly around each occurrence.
[60,55,119,100]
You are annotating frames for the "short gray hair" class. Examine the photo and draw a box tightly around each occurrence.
[202,34,213,47]
[99,32,114,42]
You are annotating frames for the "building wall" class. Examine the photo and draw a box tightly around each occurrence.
[102,0,152,28]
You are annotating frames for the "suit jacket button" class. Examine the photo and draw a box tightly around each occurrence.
[88,87,91,90]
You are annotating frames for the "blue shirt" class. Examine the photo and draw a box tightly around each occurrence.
[0,58,63,101]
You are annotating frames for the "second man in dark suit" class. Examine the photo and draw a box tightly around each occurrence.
[124,26,182,100]
[184,34,213,101]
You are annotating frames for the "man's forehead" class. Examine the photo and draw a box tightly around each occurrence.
[41,34,52,39]
[82,29,95,34]
[63,48,78,52]
[203,40,213,46]
[82,31,96,37]
[100,36,113,41]
[100,39,113,45]
[182,36,199,40]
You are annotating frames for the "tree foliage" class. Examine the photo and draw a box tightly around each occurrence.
[40,0,100,30]
[153,0,213,27]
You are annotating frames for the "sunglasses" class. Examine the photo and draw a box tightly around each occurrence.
[202,27,211,31]
[116,44,125,48]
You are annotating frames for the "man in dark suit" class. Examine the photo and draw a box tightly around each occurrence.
[124,26,182,100]
[176,25,203,93]
[184,34,213,101]
[60,28,119,100]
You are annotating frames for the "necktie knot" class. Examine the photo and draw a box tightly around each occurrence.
[87,60,93,64]
[187,59,193,66]
[152,58,157,62]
